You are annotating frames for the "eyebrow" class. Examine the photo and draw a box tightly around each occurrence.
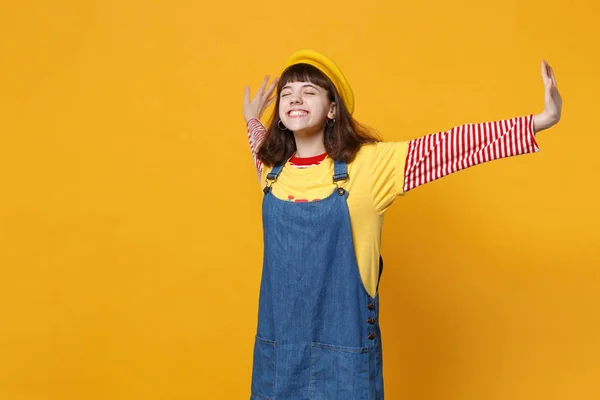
[281,84,320,91]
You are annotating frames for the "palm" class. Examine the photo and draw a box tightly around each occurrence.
[542,60,562,122]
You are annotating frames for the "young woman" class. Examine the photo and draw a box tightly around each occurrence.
[242,49,562,400]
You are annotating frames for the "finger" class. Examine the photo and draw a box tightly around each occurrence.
[541,60,546,79]
[541,60,549,83]
[549,65,557,87]
[265,95,276,108]
[265,77,279,98]
[547,67,554,87]
[244,86,250,103]
[544,62,553,87]
[258,75,269,94]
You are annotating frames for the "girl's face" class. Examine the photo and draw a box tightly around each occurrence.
[279,81,336,135]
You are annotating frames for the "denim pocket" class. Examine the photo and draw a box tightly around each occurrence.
[309,341,369,400]
[251,336,276,400]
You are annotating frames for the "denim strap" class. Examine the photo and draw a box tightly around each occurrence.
[333,159,349,183]
[266,164,285,181]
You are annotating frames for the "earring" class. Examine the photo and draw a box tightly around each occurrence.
[278,120,288,131]
[326,118,336,127]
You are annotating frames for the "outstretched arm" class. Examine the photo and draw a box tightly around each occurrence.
[402,60,562,192]
[403,114,537,191]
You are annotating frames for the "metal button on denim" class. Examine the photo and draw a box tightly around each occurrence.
[366,317,376,325]
[367,302,375,310]
[368,333,376,340]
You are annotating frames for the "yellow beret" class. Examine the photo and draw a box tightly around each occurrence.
[282,49,355,115]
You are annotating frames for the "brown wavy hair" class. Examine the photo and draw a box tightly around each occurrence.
[257,63,381,167]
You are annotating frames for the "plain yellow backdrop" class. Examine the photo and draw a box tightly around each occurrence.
[0,0,598,399]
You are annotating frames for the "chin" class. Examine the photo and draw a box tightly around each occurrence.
[285,120,316,132]
[290,126,319,136]
[287,123,307,131]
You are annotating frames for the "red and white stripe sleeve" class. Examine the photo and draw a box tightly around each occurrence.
[247,118,267,181]
[403,114,539,192]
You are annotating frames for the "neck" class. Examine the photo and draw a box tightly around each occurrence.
[292,128,326,158]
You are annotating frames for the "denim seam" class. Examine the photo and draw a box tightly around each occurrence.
[312,342,369,353]
[308,343,314,400]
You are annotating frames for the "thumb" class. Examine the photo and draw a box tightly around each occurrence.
[244,86,250,103]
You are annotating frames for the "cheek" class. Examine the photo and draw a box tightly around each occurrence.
[314,98,330,115]
[313,103,330,119]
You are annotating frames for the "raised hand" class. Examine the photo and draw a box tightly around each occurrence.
[542,60,562,123]
[534,60,562,133]
[243,75,279,123]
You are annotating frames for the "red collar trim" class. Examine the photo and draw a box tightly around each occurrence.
[290,152,327,166]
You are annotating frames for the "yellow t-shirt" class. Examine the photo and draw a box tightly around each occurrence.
[260,141,409,298]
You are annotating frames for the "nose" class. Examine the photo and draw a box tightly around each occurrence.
[290,93,302,105]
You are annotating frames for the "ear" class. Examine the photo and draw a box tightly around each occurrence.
[328,102,336,119]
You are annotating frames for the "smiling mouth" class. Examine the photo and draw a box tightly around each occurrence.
[288,110,309,117]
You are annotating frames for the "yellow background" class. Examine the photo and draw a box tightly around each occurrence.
[1,0,598,399]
